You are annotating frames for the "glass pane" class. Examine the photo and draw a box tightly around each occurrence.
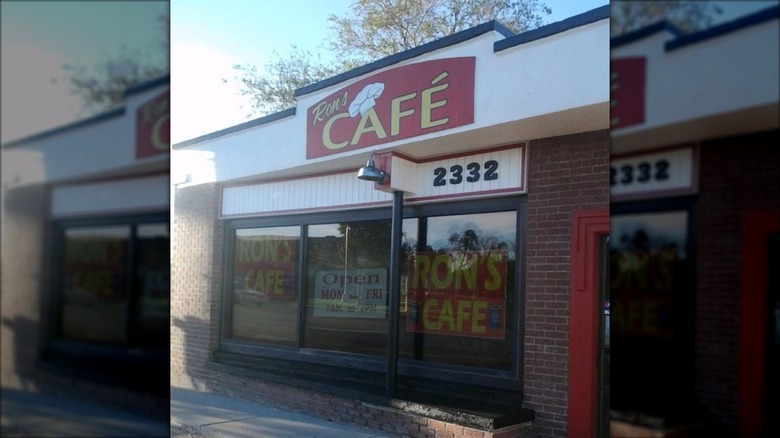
[400,211,517,370]
[231,226,300,345]
[303,220,391,355]
[61,225,129,343]
[610,211,693,417]
[134,223,170,347]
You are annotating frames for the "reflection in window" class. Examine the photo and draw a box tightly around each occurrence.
[134,223,170,347]
[224,205,521,374]
[610,210,693,417]
[610,211,688,338]
[303,220,391,355]
[230,226,300,345]
[400,211,517,370]
[61,226,129,343]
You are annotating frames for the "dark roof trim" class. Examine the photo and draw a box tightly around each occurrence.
[124,74,170,96]
[665,4,779,51]
[3,75,169,148]
[173,107,296,149]
[2,108,125,149]
[610,20,685,48]
[495,4,609,52]
[294,20,513,97]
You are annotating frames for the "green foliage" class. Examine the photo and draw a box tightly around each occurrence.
[328,0,550,65]
[231,0,550,117]
[610,1,723,37]
[228,47,342,116]
[61,13,169,115]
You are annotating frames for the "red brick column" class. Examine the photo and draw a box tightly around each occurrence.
[696,131,780,435]
[524,130,609,437]
[1,182,48,390]
[171,182,224,389]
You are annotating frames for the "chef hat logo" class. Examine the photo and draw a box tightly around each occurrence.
[348,82,385,117]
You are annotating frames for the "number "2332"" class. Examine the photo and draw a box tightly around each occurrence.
[610,159,670,186]
[433,160,498,187]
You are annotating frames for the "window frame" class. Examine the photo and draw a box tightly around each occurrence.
[47,212,169,369]
[609,195,699,414]
[219,196,526,389]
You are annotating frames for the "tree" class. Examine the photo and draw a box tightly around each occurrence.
[328,0,550,66]
[229,47,341,116]
[230,0,551,117]
[60,13,169,115]
[610,1,723,37]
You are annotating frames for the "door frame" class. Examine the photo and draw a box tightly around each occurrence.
[739,209,780,436]
[568,209,609,437]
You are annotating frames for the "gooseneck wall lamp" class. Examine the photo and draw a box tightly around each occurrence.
[355,151,401,397]
[356,153,388,183]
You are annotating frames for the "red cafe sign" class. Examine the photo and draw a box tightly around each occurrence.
[306,57,475,159]
[135,90,170,159]
[610,57,645,129]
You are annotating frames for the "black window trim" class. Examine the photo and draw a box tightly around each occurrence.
[219,195,526,390]
[610,195,699,411]
[47,212,169,365]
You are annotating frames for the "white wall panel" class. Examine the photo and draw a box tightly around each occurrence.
[51,174,169,217]
[610,147,695,200]
[408,147,525,201]
[222,172,394,217]
[175,18,608,186]
[612,19,779,137]
[222,146,525,217]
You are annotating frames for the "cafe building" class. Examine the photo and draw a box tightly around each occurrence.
[1,76,170,417]
[609,5,779,437]
[172,6,609,438]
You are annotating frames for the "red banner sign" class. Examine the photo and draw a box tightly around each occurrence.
[234,236,297,300]
[135,90,170,159]
[64,238,127,301]
[610,57,645,129]
[306,57,475,159]
[406,250,506,339]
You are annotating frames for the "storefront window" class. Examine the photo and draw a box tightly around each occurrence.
[400,211,517,370]
[303,220,391,355]
[230,226,300,345]
[133,223,170,347]
[58,218,169,347]
[222,199,522,378]
[610,210,693,417]
[61,225,130,343]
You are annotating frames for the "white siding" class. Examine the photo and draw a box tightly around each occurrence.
[51,174,169,217]
[222,172,394,217]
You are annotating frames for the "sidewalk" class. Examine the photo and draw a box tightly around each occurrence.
[1,385,391,437]
[171,386,390,437]
[1,386,169,437]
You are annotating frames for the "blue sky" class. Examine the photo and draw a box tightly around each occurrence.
[2,0,774,144]
[1,1,167,143]
[167,0,780,143]
[172,0,610,143]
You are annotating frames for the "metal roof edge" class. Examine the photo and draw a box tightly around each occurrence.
[665,4,779,52]
[495,4,609,52]
[172,107,296,149]
[2,108,126,149]
[294,20,513,98]
[611,20,685,48]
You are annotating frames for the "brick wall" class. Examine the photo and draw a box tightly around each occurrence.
[523,130,610,437]
[1,183,47,390]
[170,131,610,437]
[171,182,223,389]
[206,370,533,438]
[696,130,780,436]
